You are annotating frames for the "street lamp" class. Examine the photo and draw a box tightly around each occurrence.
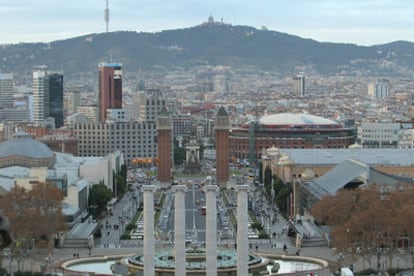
[377,247,381,275]
[41,254,53,273]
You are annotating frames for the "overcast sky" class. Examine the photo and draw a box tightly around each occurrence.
[1,0,414,46]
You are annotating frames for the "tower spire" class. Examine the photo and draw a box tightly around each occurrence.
[104,0,110,32]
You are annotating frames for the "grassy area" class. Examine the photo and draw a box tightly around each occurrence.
[121,210,142,239]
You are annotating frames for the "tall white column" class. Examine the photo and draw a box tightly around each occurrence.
[205,184,218,276]
[173,185,187,276]
[236,185,249,276]
[143,185,156,276]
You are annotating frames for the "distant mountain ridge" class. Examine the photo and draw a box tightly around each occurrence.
[1,23,414,80]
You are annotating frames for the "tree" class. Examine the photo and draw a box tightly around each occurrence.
[311,186,414,271]
[0,183,65,249]
[88,183,113,219]
[275,185,291,214]
[258,162,263,184]
[173,140,186,166]
[273,175,285,195]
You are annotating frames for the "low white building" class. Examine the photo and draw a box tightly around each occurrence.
[0,132,124,223]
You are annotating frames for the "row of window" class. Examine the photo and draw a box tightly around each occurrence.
[79,144,153,149]
[74,123,155,130]
[74,131,153,136]
[361,129,399,134]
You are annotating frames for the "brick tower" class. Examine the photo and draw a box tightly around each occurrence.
[157,106,172,183]
[214,106,230,186]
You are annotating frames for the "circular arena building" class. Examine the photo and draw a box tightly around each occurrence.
[229,113,355,159]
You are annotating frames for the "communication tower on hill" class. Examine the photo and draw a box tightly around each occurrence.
[104,0,110,32]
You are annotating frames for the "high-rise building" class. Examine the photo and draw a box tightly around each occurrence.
[368,79,391,98]
[98,63,122,122]
[68,91,81,115]
[144,88,166,123]
[375,79,390,98]
[33,70,49,126]
[48,73,64,128]
[293,75,305,97]
[0,74,14,109]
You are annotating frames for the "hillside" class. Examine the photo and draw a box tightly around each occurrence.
[1,23,414,79]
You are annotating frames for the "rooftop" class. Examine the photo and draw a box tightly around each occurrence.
[280,148,414,166]
[259,113,339,126]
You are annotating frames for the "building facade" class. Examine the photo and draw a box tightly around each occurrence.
[357,121,400,148]
[98,63,122,122]
[76,105,98,122]
[0,73,14,109]
[293,75,305,97]
[33,70,49,126]
[144,88,166,123]
[72,121,157,165]
[48,73,64,128]
[230,113,355,160]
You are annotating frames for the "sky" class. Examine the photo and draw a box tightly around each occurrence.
[1,0,414,46]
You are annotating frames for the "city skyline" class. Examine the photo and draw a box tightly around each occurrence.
[1,0,414,46]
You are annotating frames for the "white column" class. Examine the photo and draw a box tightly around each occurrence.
[143,185,156,276]
[205,184,218,276]
[236,185,250,276]
[173,185,187,276]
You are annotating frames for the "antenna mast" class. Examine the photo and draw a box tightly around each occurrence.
[104,0,110,32]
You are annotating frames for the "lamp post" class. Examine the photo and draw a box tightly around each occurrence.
[42,254,53,273]
[377,248,381,275]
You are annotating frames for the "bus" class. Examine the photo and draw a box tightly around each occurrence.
[106,197,118,213]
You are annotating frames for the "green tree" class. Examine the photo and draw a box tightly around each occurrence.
[89,183,113,218]
[264,165,272,197]
[258,162,263,184]
[275,185,291,214]
[273,175,285,195]
[173,140,186,166]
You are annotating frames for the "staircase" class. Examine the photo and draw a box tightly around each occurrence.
[301,236,329,248]
[63,238,90,248]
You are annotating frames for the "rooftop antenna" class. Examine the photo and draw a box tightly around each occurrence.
[104,0,110,32]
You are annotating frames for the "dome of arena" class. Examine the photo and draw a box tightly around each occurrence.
[0,132,55,168]
[229,113,354,160]
[259,113,339,127]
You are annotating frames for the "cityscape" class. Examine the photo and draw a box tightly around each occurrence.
[1,2,414,276]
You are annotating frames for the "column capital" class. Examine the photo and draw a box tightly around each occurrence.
[204,185,219,192]
[172,184,187,193]
[142,185,156,193]
[236,184,249,192]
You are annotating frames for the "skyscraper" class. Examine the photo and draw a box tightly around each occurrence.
[48,73,64,128]
[293,75,305,97]
[98,63,122,122]
[0,74,14,109]
[33,70,49,126]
